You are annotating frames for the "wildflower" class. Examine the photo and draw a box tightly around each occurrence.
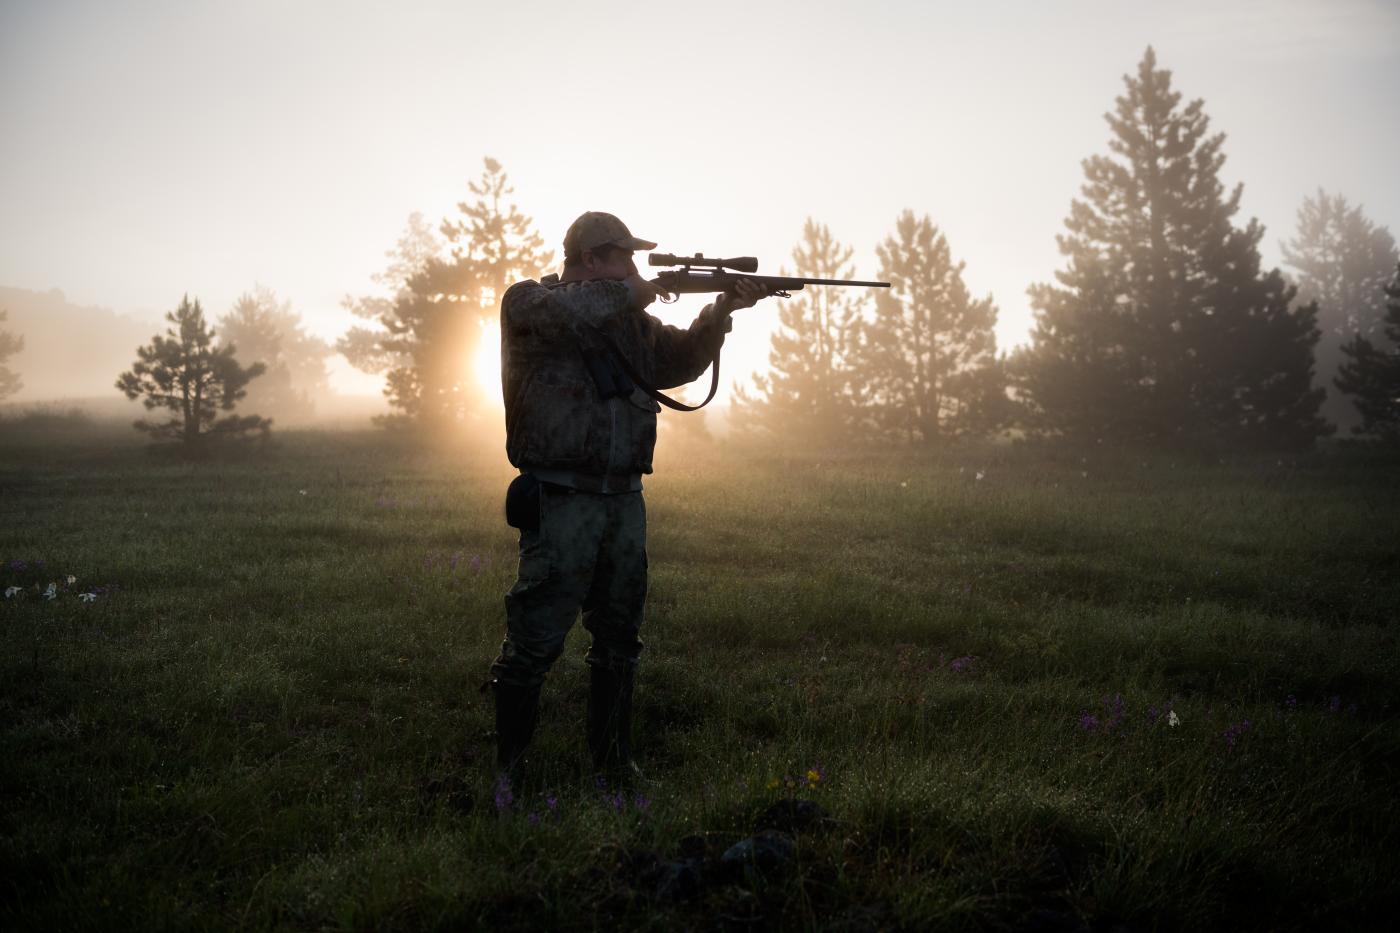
[298,489,308,496]
[1222,720,1252,751]
[546,796,558,812]
[1285,694,1298,712]
[1146,705,1160,725]
[4,586,19,598]
[1328,695,1342,714]
[975,471,986,481]
[767,777,781,791]
[949,655,975,673]
[1078,711,1099,731]
[899,480,908,488]
[66,575,76,585]
[494,775,514,812]
[1168,710,1180,727]
[806,764,825,788]
[43,583,57,600]
[78,592,97,603]
[610,791,626,812]
[470,555,484,573]
[634,793,651,812]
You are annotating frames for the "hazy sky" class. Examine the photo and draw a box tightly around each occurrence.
[3,0,1398,399]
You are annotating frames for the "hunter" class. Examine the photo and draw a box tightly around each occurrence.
[487,211,768,783]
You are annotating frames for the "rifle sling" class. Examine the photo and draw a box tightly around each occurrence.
[583,321,721,413]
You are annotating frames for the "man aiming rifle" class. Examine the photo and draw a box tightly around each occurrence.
[486,211,887,785]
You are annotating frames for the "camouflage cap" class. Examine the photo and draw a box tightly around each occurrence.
[563,211,657,256]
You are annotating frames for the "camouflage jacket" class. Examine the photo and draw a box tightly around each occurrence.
[500,274,730,479]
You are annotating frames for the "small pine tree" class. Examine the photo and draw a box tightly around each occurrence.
[730,219,867,443]
[859,211,1002,442]
[1016,47,1327,450]
[0,309,22,401]
[1281,190,1399,433]
[116,295,270,446]
[1334,264,1400,442]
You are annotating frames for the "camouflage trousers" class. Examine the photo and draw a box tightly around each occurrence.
[490,484,647,688]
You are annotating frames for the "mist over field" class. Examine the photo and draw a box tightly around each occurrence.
[3,1,1400,930]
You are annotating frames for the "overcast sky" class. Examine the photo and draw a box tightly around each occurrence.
[3,0,1397,398]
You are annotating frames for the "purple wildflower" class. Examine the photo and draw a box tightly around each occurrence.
[546,795,558,812]
[494,775,514,812]
[1328,695,1342,714]
[470,555,484,574]
[610,791,626,812]
[450,553,461,571]
[1078,711,1100,732]
[1146,705,1160,725]
[634,793,651,812]
[1222,720,1252,751]
[1285,694,1298,712]
[949,655,975,674]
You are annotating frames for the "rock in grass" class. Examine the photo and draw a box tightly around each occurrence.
[721,830,796,878]
[754,798,832,834]
[653,858,704,902]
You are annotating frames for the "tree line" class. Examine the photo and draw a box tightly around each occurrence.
[13,48,1392,450]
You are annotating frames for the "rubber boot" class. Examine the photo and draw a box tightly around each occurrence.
[492,680,541,785]
[587,664,642,782]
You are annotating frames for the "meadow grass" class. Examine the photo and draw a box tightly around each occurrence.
[1,428,1397,931]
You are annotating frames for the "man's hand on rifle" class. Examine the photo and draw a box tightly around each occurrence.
[713,278,771,315]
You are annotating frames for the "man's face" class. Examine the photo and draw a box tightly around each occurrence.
[583,246,638,281]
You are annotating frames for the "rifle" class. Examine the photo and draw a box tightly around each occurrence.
[648,252,890,300]
[578,252,888,413]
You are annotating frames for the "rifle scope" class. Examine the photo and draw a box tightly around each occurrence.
[648,252,759,273]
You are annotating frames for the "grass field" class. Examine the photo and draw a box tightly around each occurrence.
[2,427,1398,931]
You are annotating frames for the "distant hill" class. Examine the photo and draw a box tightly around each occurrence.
[0,286,163,402]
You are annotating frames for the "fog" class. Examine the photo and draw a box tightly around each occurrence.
[1,0,1397,440]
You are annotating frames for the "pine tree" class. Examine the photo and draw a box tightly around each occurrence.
[730,219,867,443]
[1281,190,1399,433]
[336,159,551,430]
[220,286,330,423]
[0,309,22,401]
[859,211,1002,442]
[1015,47,1327,450]
[116,295,270,446]
[1334,264,1400,442]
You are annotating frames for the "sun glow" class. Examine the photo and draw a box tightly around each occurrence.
[474,319,503,403]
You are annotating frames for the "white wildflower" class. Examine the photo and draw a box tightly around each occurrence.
[4,586,20,598]
[43,583,57,600]
[66,575,77,585]
[975,471,986,481]
[1168,710,1180,727]
[79,592,98,603]
[299,489,308,496]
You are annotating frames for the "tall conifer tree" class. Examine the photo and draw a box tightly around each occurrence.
[858,211,1002,442]
[1334,264,1400,442]
[1015,47,1327,449]
[1282,190,1398,433]
[731,219,867,442]
[337,159,551,430]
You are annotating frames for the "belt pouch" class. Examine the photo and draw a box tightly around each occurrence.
[505,473,541,531]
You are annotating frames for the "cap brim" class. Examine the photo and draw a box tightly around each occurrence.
[620,236,657,251]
